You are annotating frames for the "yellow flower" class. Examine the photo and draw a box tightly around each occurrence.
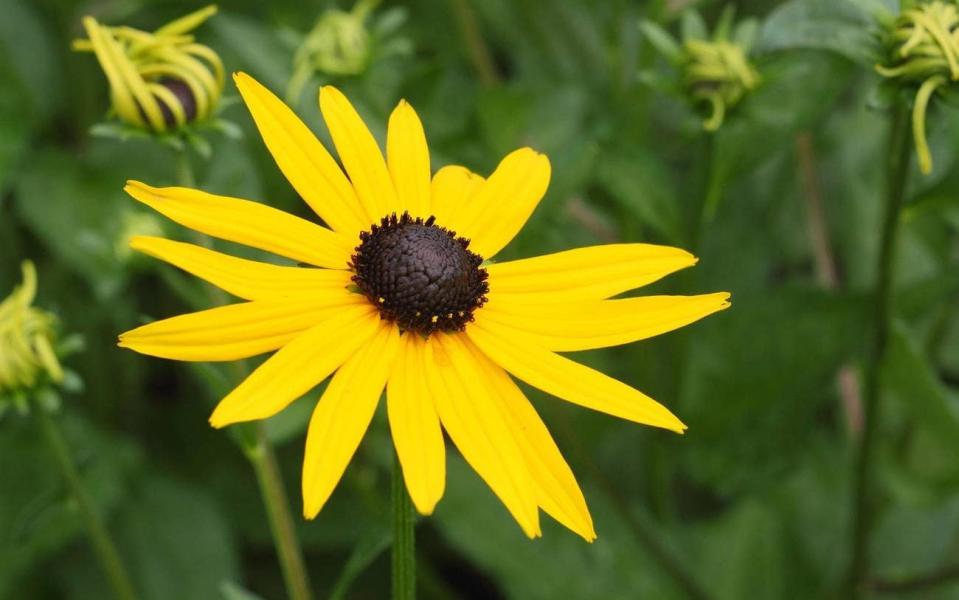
[118,73,730,540]
[74,5,224,132]
[0,262,63,398]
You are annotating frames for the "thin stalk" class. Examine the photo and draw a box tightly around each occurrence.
[795,132,864,436]
[449,0,500,87]
[391,450,416,600]
[37,409,138,600]
[848,104,912,594]
[245,428,314,600]
[172,149,313,600]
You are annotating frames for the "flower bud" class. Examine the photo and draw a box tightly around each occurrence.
[0,262,63,412]
[682,38,759,131]
[876,1,959,174]
[74,5,224,132]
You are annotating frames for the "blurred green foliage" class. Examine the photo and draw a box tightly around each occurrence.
[2,0,959,598]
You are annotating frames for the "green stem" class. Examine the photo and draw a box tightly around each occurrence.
[848,103,912,595]
[449,0,500,87]
[245,427,314,600]
[391,451,416,600]
[37,409,138,600]
[172,149,313,600]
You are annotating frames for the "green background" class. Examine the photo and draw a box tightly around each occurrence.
[2,0,959,598]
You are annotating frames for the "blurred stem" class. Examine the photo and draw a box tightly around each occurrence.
[848,103,911,594]
[795,132,864,436]
[37,409,138,600]
[172,148,313,600]
[449,0,500,87]
[392,450,416,600]
[245,427,314,600]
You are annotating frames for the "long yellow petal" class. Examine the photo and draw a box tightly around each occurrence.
[319,85,398,221]
[386,334,445,514]
[387,100,431,219]
[118,298,362,361]
[486,243,697,302]
[82,17,147,128]
[302,321,400,518]
[452,148,551,259]
[429,165,485,234]
[208,305,380,427]
[479,293,731,352]
[464,339,595,541]
[125,181,354,269]
[466,322,687,433]
[234,73,369,233]
[131,236,354,301]
[426,333,541,538]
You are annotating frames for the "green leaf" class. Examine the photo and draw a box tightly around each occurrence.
[638,21,681,64]
[883,321,959,450]
[758,0,881,66]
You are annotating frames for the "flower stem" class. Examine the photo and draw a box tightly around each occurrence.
[449,0,500,87]
[245,426,314,600]
[172,148,314,600]
[848,103,912,594]
[36,408,138,600]
[391,451,416,600]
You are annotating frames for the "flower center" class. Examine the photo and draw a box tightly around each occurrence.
[351,213,488,336]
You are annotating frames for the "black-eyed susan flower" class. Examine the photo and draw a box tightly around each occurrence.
[0,262,64,414]
[876,0,959,174]
[118,73,730,540]
[74,5,224,132]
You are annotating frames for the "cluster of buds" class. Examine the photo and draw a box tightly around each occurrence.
[74,5,224,133]
[876,0,959,174]
[0,262,64,415]
[641,8,760,132]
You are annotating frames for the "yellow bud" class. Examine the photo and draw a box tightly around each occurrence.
[74,6,224,132]
[0,262,64,400]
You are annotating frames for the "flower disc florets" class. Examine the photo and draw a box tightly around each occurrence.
[351,213,488,336]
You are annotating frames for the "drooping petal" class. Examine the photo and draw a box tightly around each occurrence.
[319,85,398,220]
[486,243,697,303]
[386,334,446,515]
[450,148,551,259]
[430,165,485,234]
[118,297,363,361]
[125,181,354,269]
[479,293,731,352]
[425,333,541,538]
[233,72,370,233]
[463,339,596,541]
[130,236,354,302]
[208,305,380,427]
[466,322,687,433]
[387,100,431,219]
[302,322,401,518]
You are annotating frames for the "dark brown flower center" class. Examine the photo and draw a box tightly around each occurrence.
[351,213,488,336]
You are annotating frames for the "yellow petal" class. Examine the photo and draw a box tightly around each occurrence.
[426,333,541,538]
[82,17,149,128]
[118,297,362,361]
[131,236,354,301]
[125,181,354,269]
[302,321,400,518]
[430,165,485,233]
[386,334,445,514]
[208,305,379,427]
[319,85,398,220]
[234,73,369,234]
[451,148,551,259]
[464,339,596,541]
[387,100,431,219]
[466,322,687,433]
[479,293,731,352]
[486,243,697,303]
